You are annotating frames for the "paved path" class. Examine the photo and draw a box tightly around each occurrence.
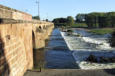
[24,69,115,76]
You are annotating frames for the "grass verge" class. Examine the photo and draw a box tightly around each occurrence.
[89,28,115,35]
[71,23,88,28]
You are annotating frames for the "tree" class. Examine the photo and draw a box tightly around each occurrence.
[85,12,106,28]
[52,18,68,26]
[98,16,106,28]
[32,16,40,20]
[107,12,115,17]
[75,14,86,23]
[76,12,115,28]
[67,16,74,26]
[46,19,48,22]
[85,14,97,28]
[110,31,115,47]
[111,16,115,27]
[106,12,115,27]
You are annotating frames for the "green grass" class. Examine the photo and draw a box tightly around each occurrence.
[89,28,115,35]
[71,23,88,28]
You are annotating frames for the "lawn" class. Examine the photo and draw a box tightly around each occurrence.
[71,23,88,28]
[89,28,115,35]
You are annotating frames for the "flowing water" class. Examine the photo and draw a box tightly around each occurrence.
[35,28,115,69]
[61,28,115,69]
[45,29,79,69]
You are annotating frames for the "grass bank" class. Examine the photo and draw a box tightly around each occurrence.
[89,28,115,35]
[71,23,88,28]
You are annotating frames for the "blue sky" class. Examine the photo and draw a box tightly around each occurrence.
[0,0,115,20]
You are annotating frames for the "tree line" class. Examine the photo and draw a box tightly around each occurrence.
[52,12,115,28]
[52,16,74,27]
[76,12,115,28]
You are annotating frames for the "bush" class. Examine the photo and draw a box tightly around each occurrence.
[110,31,115,47]
[66,29,73,36]
[67,29,73,32]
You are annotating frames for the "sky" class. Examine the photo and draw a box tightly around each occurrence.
[0,0,115,21]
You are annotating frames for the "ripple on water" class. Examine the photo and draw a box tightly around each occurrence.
[61,29,115,69]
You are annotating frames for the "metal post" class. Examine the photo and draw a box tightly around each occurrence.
[36,0,40,19]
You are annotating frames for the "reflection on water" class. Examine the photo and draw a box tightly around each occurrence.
[33,29,78,69]
[33,48,45,69]
[33,28,115,69]
[45,29,79,69]
[61,28,115,69]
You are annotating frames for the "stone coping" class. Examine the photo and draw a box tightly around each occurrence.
[0,4,31,16]
[0,18,53,24]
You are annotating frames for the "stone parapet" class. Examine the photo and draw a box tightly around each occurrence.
[0,4,32,21]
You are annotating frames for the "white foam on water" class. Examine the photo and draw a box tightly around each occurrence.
[60,29,115,69]
[82,37,111,50]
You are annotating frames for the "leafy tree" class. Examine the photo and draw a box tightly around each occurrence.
[52,16,74,27]
[75,14,86,23]
[111,16,115,27]
[46,19,48,22]
[106,12,115,27]
[98,16,106,28]
[85,12,115,28]
[110,31,115,47]
[67,16,74,26]
[52,18,68,26]
[85,14,98,28]
[32,16,40,20]
[53,11,115,28]
[107,12,115,17]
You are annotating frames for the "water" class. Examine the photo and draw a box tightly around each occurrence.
[61,28,115,69]
[34,28,115,69]
[33,48,45,69]
[45,29,79,69]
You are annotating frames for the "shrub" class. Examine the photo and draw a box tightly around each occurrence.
[66,29,73,36]
[67,29,73,32]
[110,31,115,47]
